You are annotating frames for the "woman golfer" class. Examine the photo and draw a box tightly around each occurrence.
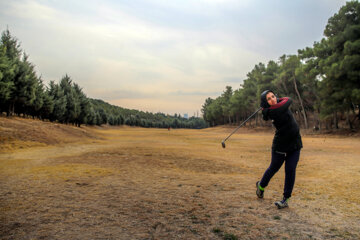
[256,90,302,209]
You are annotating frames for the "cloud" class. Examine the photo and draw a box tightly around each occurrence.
[110,95,207,115]
[169,90,221,97]
[3,0,58,20]
[0,0,348,115]
[89,89,157,100]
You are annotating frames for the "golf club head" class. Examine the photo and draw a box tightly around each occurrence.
[221,141,226,148]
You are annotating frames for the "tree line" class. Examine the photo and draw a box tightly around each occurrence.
[202,1,360,130]
[0,29,207,129]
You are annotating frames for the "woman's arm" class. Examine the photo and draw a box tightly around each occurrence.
[262,97,292,121]
[269,97,292,113]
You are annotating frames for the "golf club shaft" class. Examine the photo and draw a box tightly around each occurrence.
[222,107,262,143]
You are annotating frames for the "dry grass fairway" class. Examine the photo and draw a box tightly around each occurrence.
[1,119,360,239]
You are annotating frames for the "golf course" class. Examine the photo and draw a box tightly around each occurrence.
[1,117,359,239]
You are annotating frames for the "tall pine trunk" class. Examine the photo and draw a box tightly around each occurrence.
[282,81,289,95]
[346,109,353,129]
[293,75,308,129]
[315,109,321,130]
[255,113,259,127]
[9,101,15,116]
[333,112,339,129]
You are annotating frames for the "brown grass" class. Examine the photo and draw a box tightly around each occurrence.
[1,117,360,239]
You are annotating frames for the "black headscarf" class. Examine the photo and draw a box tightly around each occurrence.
[260,90,274,108]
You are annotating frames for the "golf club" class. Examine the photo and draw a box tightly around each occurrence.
[221,107,262,148]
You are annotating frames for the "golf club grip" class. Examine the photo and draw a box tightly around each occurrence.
[222,107,262,142]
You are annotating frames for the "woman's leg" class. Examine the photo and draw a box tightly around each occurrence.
[260,150,285,188]
[283,149,301,198]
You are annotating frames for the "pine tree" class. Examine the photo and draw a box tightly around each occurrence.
[73,83,90,127]
[28,78,45,118]
[10,53,38,116]
[40,88,54,120]
[0,38,15,113]
[320,1,360,128]
[48,81,66,122]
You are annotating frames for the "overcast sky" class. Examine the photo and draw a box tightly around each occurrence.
[0,0,347,116]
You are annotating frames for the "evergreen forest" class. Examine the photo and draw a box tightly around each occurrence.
[0,30,207,129]
[201,1,360,130]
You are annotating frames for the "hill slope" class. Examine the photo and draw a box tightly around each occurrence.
[0,117,100,152]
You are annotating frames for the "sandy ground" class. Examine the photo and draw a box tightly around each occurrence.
[1,117,360,239]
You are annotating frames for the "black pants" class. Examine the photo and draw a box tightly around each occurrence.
[260,149,300,199]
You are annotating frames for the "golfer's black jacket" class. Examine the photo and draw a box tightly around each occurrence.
[262,97,303,152]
